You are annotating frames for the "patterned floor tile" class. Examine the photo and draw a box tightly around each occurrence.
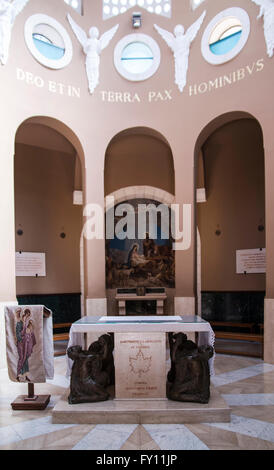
[143,424,209,450]
[187,421,274,450]
[72,424,139,450]
[211,363,274,387]
[206,414,274,443]
[121,425,161,450]
[1,354,274,450]
[222,393,274,406]
[229,405,274,423]
[213,354,261,375]
[0,424,93,450]
[216,370,274,395]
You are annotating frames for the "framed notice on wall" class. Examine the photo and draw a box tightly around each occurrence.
[236,248,266,274]
[15,252,46,277]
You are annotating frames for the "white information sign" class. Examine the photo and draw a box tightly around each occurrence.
[236,248,266,274]
[15,252,46,277]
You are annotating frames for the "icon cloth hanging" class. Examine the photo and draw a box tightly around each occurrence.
[5,305,54,383]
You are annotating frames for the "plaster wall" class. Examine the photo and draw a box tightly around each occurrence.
[197,118,265,292]
[14,142,82,295]
[0,1,273,359]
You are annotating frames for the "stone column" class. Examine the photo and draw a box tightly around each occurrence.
[83,144,107,326]
[264,132,274,364]
[0,134,18,368]
[173,151,196,317]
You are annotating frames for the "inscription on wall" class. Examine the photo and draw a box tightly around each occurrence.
[15,58,265,102]
[16,68,81,98]
[100,90,172,103]
[189,59,264,96]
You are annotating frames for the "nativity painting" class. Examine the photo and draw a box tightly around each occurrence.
[105,199,175,289]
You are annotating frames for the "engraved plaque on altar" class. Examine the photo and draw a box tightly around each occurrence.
[114,332,166,400]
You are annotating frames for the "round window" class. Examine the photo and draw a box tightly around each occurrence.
[201,8,250,65]
[32,24,65,61]
[209,17,243,55]
[121,42,154,74]
[25,14,73,69]
[114,34,161,81]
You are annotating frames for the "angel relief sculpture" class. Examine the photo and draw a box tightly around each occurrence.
[67,13,119,94]
[250,0,274,57]
[0,0,29,65]
[154,10,206,92]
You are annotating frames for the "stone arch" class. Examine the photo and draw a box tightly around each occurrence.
[194,111,263,161]
[104,126,175,197]
[15,115,86,174]
[105,185,175,208]
[194,111,265,352]
[14,115,86,316]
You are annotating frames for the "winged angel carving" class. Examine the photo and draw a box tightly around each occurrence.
[67,14,119,94]
[251,0,274,57]
[154,10,206,92]
[0,0,29,65]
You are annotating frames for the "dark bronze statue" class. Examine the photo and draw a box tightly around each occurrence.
[67,333,115,404]
[88,333,115,386]
[167,332,214,404]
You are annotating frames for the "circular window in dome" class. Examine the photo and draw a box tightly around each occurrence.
[114,34,161,81]
[25,14,73,69]
[121,42,154,74]
[201,8,250,65]
[32,24,66,61]
[209,17,243,55]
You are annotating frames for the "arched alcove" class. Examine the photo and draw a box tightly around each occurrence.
[194,112,265,357]
[18,116,86,171]
[104,127,175,315]
[14,116,86,338]
[104,127,175,197]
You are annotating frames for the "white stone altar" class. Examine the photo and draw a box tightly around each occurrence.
[66,315,216,390]
[67,315,215,338]
[52,315,229,425]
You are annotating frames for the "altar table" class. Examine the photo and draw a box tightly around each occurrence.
[67,316,215,390]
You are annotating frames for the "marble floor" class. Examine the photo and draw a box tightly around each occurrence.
[1,353,274,450]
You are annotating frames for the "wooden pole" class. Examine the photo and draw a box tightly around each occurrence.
[28,382,34,398]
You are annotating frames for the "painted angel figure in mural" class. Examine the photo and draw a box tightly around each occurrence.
[0,0,29,65]
[250,0,274,57]
[67,13,119,94]
[154,10,206,92]
[15,308,36,382]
